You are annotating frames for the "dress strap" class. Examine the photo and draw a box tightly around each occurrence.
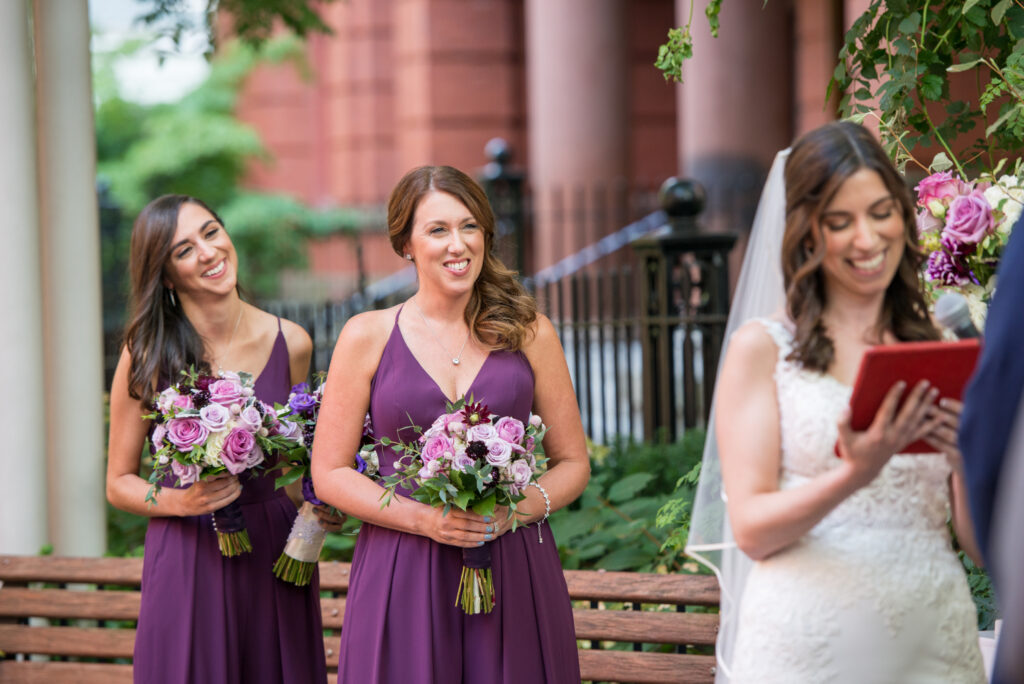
[751,317,794,361]
[276,315,282,332]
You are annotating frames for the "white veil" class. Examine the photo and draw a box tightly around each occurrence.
[685,148,790,682]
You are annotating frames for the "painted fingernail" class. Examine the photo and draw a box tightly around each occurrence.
[477,541,484,546]
[484,534,493,540]
[486,524,493,533]
[483,516,492,523]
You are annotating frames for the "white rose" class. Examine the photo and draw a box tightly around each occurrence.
[203,430,228,468]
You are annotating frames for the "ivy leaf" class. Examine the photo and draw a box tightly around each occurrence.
[607,472,655,503]
[897,12,921,35]
[963,0,984,14]
[930,152,955,172]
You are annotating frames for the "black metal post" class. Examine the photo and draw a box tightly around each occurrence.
[478,138,526,273]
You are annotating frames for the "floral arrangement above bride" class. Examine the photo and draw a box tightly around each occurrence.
[915,167,1022,327]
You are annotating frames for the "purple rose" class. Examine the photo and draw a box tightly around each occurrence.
[209,379,243,407]
[276,419,301,442]
[238,405,262,433]
[494,417,525,446]
[508,459,533,494]
[166,417,209,452]
[422,433,454,464]
[524,435,536,453]
[221,427,256,474]
[171,460,202,486]
[452,451,475,472]
[288,392,317,415]
[199,403,231,432]
[291,382,311,395]
[467,423,498,442]
[484,438,512,468]
[151,423,167,451]
[915,171,966,206]
[944,191,995,245]
[245,443,265,469]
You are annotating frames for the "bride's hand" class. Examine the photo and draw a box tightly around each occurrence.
[923,397,965,475]
[836,379,939,488]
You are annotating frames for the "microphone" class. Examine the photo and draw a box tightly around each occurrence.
[934,292,981,339]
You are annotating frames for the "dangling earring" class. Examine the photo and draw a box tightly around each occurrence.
[168,288,177,307]
[404,254,413,261]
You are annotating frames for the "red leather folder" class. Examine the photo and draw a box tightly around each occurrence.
[847,338,982,454]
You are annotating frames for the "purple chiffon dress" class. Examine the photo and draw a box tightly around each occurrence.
[336,313,580,683]
[133,322,327,684]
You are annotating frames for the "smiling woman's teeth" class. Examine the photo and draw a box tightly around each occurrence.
[851,253,884,271]
[446,260,469,271]
[203,261,225,277]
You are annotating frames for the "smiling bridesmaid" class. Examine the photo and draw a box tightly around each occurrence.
[106,195,342,684]
[311,166,590,683]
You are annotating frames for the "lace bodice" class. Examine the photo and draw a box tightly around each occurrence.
[727,319,985,684]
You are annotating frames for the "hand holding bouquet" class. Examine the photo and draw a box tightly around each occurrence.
[271,378,378,585]
[146,367,304,557]
[379,396,548,614]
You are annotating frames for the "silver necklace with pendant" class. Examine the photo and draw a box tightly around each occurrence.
[411,297,470,365]
[213,304,244,374]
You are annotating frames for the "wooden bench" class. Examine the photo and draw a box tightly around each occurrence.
[0,555,718,683]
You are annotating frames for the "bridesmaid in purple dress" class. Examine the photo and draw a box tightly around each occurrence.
[312,166,590,683]
[106,195,343,683]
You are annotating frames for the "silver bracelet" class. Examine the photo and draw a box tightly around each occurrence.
[528,480,551,543]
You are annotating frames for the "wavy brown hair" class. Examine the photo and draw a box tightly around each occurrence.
[123,195,227,399]
[387,166,537,350]
[781,121,939,372]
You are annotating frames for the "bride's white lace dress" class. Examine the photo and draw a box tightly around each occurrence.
[728,319,985,683]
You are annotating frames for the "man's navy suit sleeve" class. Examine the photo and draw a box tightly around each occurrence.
[959,216,1024,564]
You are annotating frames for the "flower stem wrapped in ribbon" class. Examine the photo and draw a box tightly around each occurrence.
[146,367,305,557]
[271,378,379,585]
[378,396,548,615]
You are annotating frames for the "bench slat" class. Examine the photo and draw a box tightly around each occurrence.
[0,556,144,586]
[321,597,346,629]
[317,562,352,592]
[0,587,140,621]
[565,569,720,606]
[573,608,718,646]
[578,650,716,684]
[0,661,133,684]
[0,624,135,659]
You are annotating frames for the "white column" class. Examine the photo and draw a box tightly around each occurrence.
[0,0,48,555]
[34,0,106,556]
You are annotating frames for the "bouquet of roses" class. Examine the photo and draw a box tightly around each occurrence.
[915,169,1021,327]
[271,378,379,586]
[378,396,548,614]
[146,367,305,557]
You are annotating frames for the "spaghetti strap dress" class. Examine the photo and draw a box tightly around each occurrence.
[133,320,328,684]
[335,310,580,683]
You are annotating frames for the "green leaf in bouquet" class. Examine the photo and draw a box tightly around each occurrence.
[274,466,306,490]
[607,472,655,503]
[452,489,474,510]
[471,491,497,517]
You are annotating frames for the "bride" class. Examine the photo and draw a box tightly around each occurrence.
[687,121,986,683]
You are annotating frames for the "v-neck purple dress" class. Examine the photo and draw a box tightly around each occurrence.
[335,314,580,683]
[133,323,327,684]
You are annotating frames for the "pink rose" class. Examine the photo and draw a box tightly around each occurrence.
[494,416,525,445]
[199,403,231,432]
[238,406,262,433]
[944,191,995,245]
[422,434,454,464]
[246,443,265,469]
[209,379,243,406]
[221,427,256,474]
[524,436,536,453]
[157,387,180,413]
[171,460,201,486]
[172,393,194,410]
[916,208,943,236]
[915,171,967,207]
[528,414,543,429]
[151,423,167,451]
[418,459,443,480]
[484,438,512,468]
[166,417,209,452]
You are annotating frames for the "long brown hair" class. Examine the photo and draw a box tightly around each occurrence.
[387,166,537,350]
[781,121,939,371]
[123,194,227,399]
